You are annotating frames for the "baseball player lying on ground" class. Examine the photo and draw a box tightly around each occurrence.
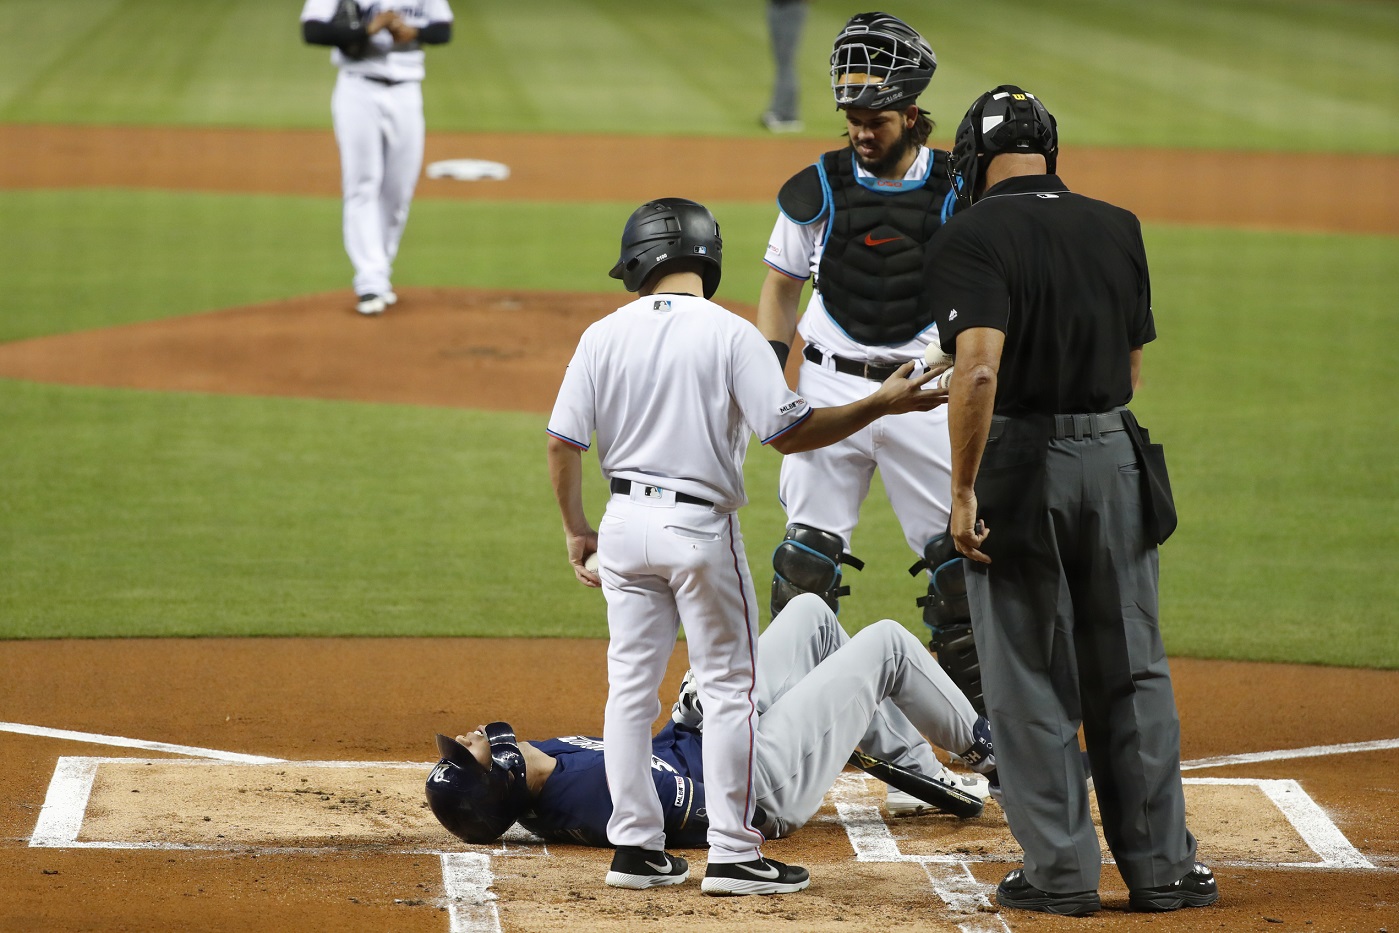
[425,594,998,848]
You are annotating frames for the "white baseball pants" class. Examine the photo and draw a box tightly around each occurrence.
[331,71,424,298]
[598,486,765,864]
[780,359,953,555]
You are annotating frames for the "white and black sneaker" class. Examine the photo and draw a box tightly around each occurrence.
[701,856,809,896]
[355,293,387,316]
[604,846,689,889]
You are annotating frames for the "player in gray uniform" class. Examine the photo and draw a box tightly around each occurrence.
[758,12,985,719]
[425,594,996,848]
[300,0,453,316]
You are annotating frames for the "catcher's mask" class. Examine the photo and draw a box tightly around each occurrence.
[830,12,936,112]
[609,197,723,299]
[950,85,1058,208]
[425,724,531,844]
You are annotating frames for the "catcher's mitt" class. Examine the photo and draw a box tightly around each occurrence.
[331,0,368,59]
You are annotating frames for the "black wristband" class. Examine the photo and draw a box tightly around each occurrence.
[768,340,791,370]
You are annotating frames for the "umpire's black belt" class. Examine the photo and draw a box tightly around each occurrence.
[610,478,715,508]
[987,410,1127,442]
[803,345,902,382]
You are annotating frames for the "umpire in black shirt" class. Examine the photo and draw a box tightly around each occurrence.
[922,86,1218,916]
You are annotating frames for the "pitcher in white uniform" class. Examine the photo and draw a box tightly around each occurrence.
[300,0,454,316]
[547,198,947,895]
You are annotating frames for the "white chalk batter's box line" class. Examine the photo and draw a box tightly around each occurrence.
[828,772,1378,872]
[23,748,1395,933]
[27,756,549,855]
[31,756,1381,873]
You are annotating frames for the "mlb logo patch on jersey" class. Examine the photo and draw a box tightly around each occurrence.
[653,299,671,311]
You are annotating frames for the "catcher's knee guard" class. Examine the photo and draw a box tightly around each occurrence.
[910,533,986,717]
[770,523,864,617]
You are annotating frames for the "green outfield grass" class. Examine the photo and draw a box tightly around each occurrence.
[1,186,1395,665]
[1,0,1396,667]
[1,0,1395,152]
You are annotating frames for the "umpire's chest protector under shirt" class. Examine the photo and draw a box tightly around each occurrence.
[921,174,1156,417]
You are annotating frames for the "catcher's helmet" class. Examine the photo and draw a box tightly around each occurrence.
[950,85,1058,208]
[830,12,936,111]
[425,724,532,844]
[609,198,723,299]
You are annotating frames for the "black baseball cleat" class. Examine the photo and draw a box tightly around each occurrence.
[995,868,1101,916]
[1128,862,1219,912]
[604,845,689,889]
[701,856,810,896]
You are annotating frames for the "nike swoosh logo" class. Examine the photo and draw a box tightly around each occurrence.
[735,861,781,880]
[864,233,901,246]
[645,857,672,873]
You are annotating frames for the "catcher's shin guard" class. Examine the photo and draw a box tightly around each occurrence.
[910,533,987,717]
[770,524,864,617]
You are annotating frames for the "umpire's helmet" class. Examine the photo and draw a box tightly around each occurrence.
[950,85,1058,208]
[830,12,936,111]
[609,198,723,299]
[425,725,532,844]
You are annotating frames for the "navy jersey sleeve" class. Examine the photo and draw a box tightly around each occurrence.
[519,729,709,848]
[651,724,708,847]
[519,737,612,846]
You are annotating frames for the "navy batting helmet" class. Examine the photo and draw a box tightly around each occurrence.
[830,12,936,111]
[609,198,723,299]
[425,725,531,844]
[950,85,1058,208]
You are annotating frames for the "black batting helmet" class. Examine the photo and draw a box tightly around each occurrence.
[425,725,532,844]
[609,198,723,299]
[830,12,936,111]
[950,85,1058,208]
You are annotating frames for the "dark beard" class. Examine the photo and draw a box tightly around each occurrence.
[850,124,920,176]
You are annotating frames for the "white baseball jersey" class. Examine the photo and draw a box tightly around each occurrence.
[763,146,940,366]
[548,294,811,512]
[548,291,810,864]
[300,0,453,82]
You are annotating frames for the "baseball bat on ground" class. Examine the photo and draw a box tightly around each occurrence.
[847,749,985,819]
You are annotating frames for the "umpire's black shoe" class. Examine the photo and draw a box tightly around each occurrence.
[604,846,689,889]
[995,868,1101,916]
[1128,863,1219,912]
[701,856,810,896]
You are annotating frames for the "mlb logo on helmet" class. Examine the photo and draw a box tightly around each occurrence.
[693,245,708,255]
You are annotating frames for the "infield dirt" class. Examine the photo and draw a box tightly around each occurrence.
[1,126,1396,932]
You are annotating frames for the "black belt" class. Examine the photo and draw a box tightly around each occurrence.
[610,478,714,508]
[987,410,1127,442]
[359,74,406,86]
[803,345,902,382]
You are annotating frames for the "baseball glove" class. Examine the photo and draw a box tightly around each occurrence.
[331,0,368,59]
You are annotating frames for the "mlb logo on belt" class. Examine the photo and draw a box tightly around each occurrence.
[643,486,663,499]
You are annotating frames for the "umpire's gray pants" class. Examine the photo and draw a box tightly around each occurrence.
[967,429,1197,893]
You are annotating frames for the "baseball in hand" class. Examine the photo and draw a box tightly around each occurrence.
[584,553,600,574]
[923,343,953,370]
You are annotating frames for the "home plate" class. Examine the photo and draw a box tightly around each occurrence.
[426,159,510,181]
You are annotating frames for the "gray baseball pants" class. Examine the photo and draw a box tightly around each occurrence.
[752,594,980,836]
[967,428,1197,893]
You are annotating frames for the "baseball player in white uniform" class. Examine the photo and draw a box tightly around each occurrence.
[547,198,946,895]
[757,13,992,720]
[300,0,453,316]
